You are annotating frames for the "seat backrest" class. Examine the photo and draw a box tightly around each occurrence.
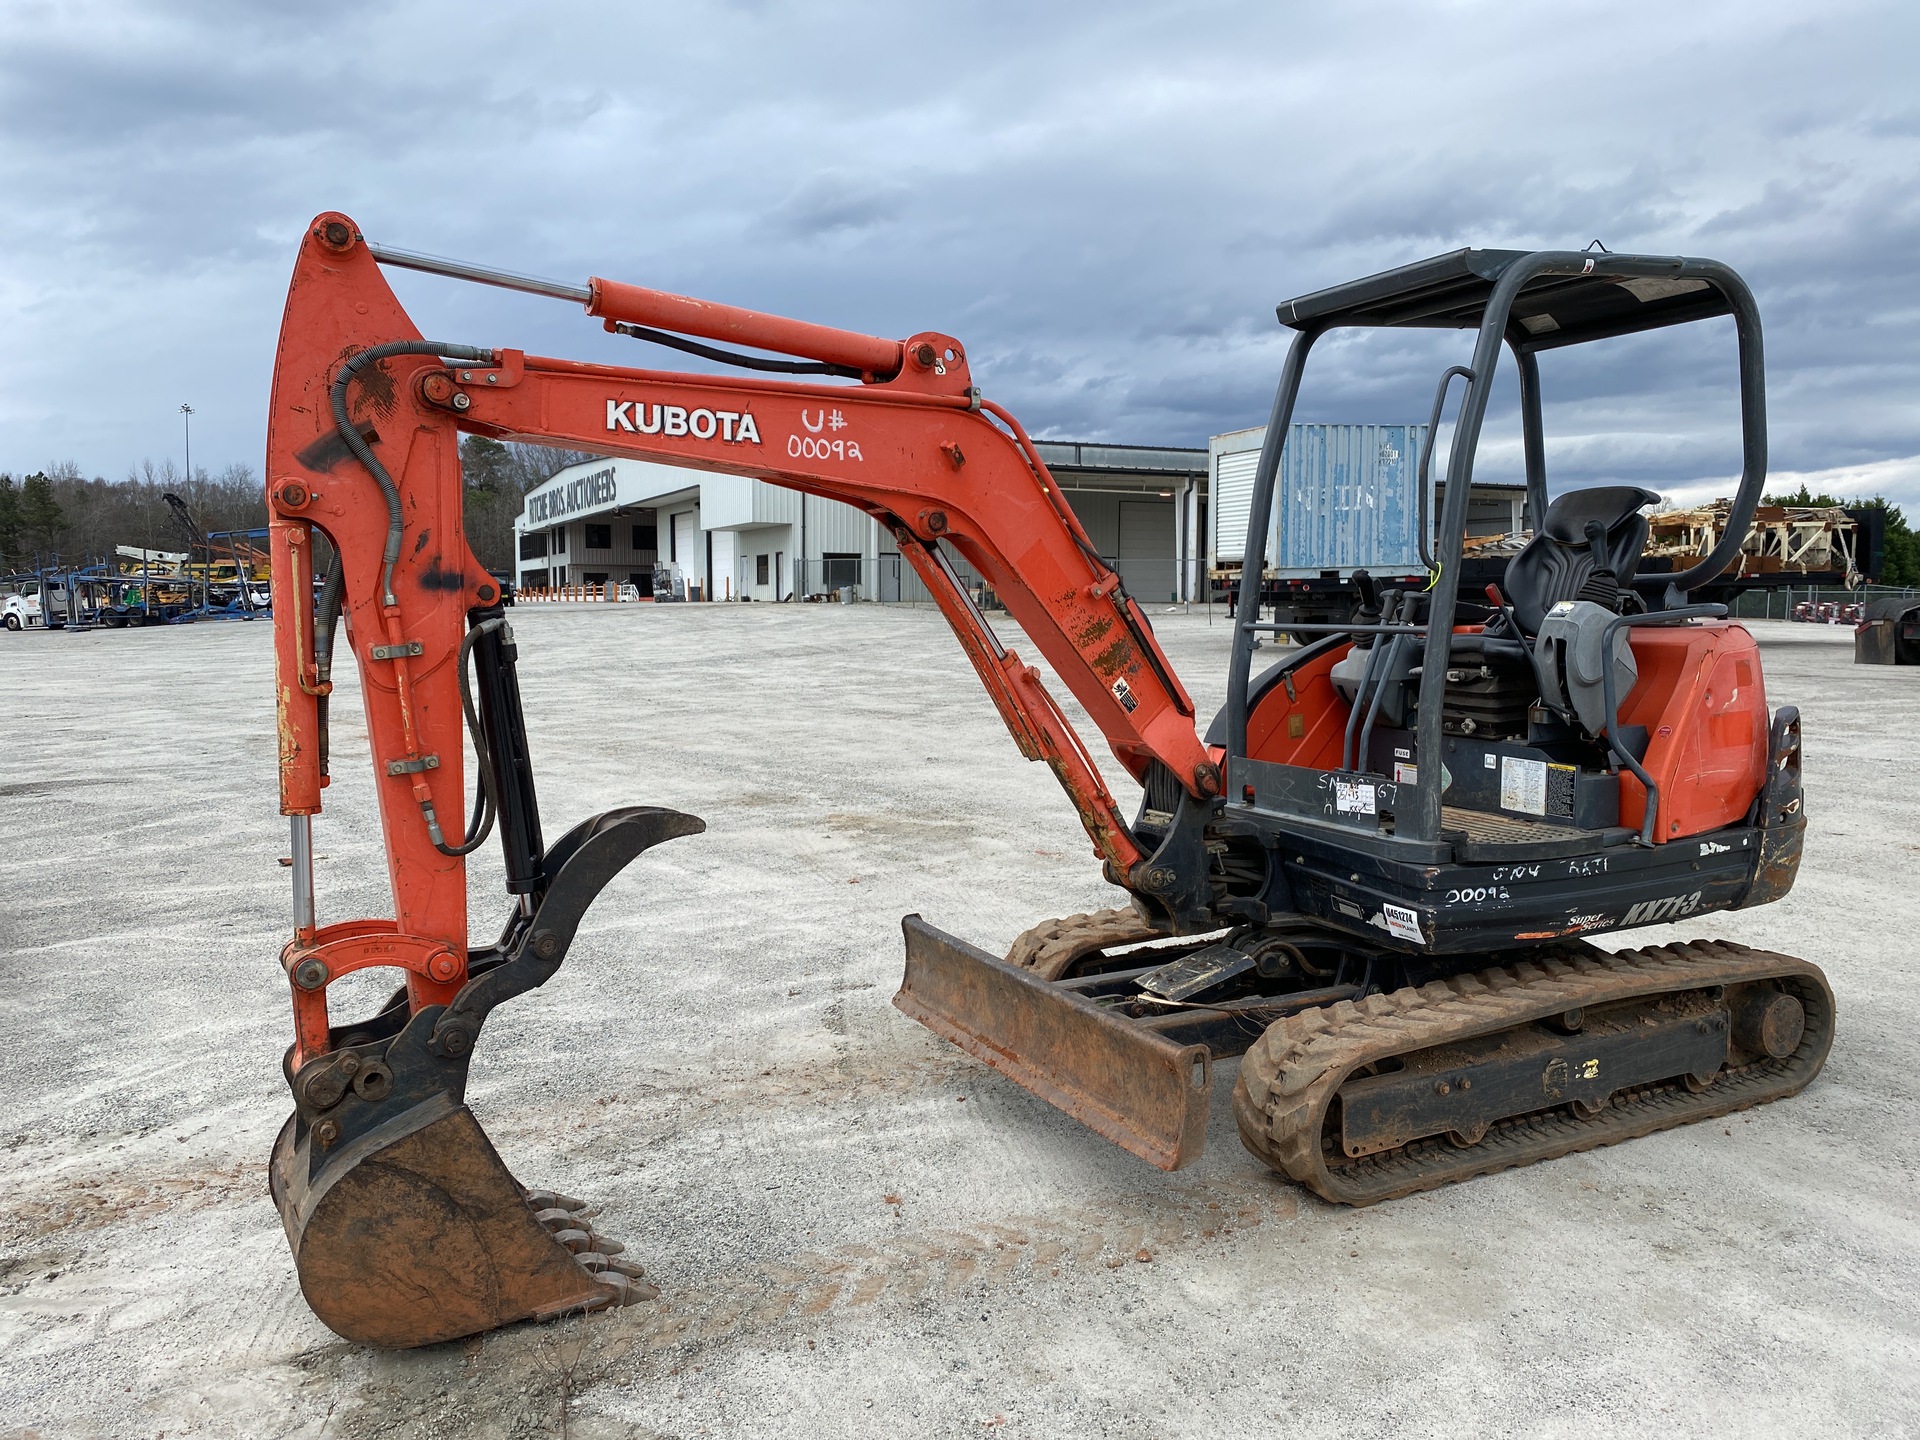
[1502,485,1660,633]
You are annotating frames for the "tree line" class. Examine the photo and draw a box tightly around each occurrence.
[0,439,596,576]
[8,448,1904,586]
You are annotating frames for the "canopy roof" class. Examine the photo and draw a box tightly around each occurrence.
[1277,248,1735,350]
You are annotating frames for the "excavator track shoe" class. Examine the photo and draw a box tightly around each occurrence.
[1006,906,1168,981]
[1232,939,1832,1205]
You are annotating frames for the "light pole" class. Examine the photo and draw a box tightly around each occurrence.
[181,404,194,483]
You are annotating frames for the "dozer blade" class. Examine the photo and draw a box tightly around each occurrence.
[895,915,1211,1170]
[270,1097,637,1348]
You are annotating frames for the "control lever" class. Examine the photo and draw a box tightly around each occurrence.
[1350,569,1381,650]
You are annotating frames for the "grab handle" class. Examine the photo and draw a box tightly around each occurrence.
[1417,367,1475,571]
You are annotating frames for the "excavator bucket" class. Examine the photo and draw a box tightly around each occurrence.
[270,1099,640,1348]
[894,915,1212,1170]
[270,807,701,1348]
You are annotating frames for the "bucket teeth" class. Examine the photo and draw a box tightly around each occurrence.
[576,1251,647,1279]
[593,1270,660,1305]
[552,1226,624,1255]
[530,1198,655,1301]
[526,1189,647,1294]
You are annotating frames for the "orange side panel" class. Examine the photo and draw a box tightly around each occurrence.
[1618,623,1768,842]
[1244,644,1353,771]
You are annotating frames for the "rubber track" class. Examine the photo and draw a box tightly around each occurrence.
[1230,938,1835,1205]
[1005,906,1166,981]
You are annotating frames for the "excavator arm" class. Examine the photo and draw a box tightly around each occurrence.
[263,213,1218,1347]
[271,215,1218,929]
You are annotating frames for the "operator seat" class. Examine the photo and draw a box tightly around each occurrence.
[1503,485,1661,634]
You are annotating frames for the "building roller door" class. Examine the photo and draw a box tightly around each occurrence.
[1118,500,1176,603]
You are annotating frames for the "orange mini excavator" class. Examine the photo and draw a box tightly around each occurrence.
[266,215,1829,1347]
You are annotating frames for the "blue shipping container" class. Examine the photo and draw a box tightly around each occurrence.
[1211,423,1429,576]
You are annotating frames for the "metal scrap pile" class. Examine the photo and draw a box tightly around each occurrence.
[1645,500,1860,583]
[1461,501,1862,587]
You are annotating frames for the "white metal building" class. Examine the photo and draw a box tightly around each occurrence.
[512,457,875,602]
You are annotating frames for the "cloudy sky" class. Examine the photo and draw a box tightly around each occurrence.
[3,0,1916,508]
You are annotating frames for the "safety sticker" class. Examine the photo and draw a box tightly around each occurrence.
[1111,677,1138,713]
[1500,755,1548,816]
[1393,762,1418,785]
[1547,762,1578,818]
[1335,780,1376,814]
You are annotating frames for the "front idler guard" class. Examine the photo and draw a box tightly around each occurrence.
[269,805,704,1348]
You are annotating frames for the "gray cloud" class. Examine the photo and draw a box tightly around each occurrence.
[2,0,1916,513]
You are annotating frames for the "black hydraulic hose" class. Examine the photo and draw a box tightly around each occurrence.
[460,774,494,848]
[431,615,507,858]
[1341,593,1399,772]
[608,320,866,378]
[312,550,345,776]
[1355,633,1406,778]
[313,549,345,677]
[329,340,497,607]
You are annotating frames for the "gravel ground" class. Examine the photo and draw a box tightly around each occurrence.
[1,604,1916,1440]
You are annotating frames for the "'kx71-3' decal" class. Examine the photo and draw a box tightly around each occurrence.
[1622,891,1703,926]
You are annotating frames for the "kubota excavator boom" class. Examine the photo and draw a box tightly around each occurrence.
[265,213,1230,1346]
[266,216,1829,1350]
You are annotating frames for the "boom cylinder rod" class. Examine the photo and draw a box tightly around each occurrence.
[367,240,903,377]
[368,243,592,304]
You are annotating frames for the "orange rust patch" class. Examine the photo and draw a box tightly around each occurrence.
[277,683,299,769]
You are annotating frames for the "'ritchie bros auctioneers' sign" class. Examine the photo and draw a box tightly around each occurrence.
[525,467,617,525]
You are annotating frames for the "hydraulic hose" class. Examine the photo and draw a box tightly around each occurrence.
[607,320,864,378]
[312,550,345,777]
[430,615,507,858]
[328,339,496,607]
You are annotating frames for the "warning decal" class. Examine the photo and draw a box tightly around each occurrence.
[1500,755,1548,816]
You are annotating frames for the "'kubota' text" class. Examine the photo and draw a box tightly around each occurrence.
[607,401,761,444]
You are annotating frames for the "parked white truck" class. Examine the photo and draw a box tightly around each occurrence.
[2,581,46,630]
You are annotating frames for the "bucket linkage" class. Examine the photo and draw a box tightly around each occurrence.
[270,805,703,1349]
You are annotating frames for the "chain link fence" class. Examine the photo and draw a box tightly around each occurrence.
[1724,582,1920,622]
